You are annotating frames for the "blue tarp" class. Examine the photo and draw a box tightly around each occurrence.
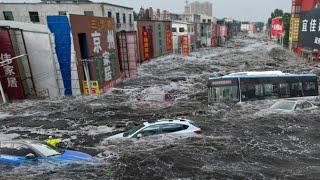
[47,16,72,96]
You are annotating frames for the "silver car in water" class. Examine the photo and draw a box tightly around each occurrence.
[107,119,202,140]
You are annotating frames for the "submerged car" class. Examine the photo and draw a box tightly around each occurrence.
[107,119,202,140]
[0,140,99,165]
[256,99,317,115]
[136,92,174,109]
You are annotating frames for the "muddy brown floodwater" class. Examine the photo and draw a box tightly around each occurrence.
[1,33,320,179]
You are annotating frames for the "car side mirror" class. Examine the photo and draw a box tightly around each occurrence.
[137,133,143,139]
[25,153,36,160]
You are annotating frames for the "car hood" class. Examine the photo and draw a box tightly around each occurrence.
[255,109,293,116]
[107,133,126,140]
[57,150,99,163]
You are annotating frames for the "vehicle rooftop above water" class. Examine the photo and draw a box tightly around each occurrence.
[143,118,195,125]
[209,71,317,80]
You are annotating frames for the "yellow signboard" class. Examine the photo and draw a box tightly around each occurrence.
[83,81,100,95]
[289,17,300,42]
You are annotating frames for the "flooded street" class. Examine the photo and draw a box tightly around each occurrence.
[1,34,320,179]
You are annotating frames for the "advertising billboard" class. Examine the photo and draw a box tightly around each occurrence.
[0,30,25,100]
[298,7,320,48]
[69,14,120,93]
[271,17,284,38]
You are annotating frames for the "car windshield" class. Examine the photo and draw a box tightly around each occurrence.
[29,143,61,157]
[143,94,164,101]
[123,124,145,137]
[270,101,296,110]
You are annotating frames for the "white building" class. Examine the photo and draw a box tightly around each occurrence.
[184,1,213,17]
[0,1,135,32]
[172,21,195,53]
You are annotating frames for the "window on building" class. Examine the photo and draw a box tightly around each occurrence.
[208,19,211,23]
[202,19,206,23]
[129,14,132,24]
[58,11,67,16]
[107,11,112,18]
[116,13,120,24]
[172,27,177,32]
[84,11,94,16]
[123,13,126,24]
[3,11,14,21]
[188,27,191,32]
[29,11,40,23]
[179,27,185,32]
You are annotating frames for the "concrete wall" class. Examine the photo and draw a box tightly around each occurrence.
[102,4,134,32]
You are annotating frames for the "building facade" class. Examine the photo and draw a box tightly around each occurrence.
[172,21,195,53]
[184,1,213,16]
[0,1,135,32]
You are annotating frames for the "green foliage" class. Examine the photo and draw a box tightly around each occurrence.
[282,12,291,47]
[268,9,284,25]
[255,22,265,31]
[133,11,139,21]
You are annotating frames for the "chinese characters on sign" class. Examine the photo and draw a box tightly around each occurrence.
[91,31,102,54]
[166,31,172,52]
[0,53,17,88]
[289,17,300,42]
[212,80,232,86]
[103,51,112,81]
[182,35,189,56]
[271,17,284,39]
[298,8,320,48]
[142,29,150,61]
[107,30,115,49]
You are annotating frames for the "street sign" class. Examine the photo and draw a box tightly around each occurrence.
[271,17,284,39]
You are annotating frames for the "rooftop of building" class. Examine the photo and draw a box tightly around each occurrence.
[0,1,133,10]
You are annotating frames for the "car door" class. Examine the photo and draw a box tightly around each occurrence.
[302,101,314,110]
[160,123,189,135]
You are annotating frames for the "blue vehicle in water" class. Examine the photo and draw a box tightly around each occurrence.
[0,140,99,165]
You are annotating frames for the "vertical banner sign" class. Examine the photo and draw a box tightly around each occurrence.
[298,8,320,48]
[0,30,25,100]
[182,35,189,56]
[126,33,138,77]
[142,28,150,61]
[271,17,284,38]
[289,17,300,42]
[166,31,172,52]
[212,24,217,38]
[220,25,227,37]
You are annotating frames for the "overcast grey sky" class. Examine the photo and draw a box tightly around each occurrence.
[1,0,292,22]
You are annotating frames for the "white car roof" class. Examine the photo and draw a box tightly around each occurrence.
[143,119,194,126]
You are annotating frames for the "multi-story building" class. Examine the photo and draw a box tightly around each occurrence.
[172,21,195,53]
[0,0,135,32]
[184,1,213,16]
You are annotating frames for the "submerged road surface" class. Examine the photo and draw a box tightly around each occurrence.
[1,33,320,179]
